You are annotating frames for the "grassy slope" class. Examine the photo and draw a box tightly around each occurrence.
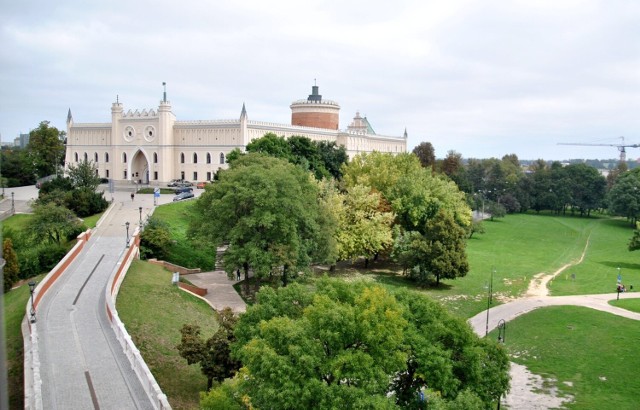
[116,259,219,410]
[609,298,640,313]
[494,306,640,409]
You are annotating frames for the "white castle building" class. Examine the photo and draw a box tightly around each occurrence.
[65,85,407,184]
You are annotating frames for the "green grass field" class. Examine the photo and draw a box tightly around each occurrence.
[151,201,216,270]
[116,259,219,410]
[3,274,45,409]
[609,297,640,313]
[493,305,640,409]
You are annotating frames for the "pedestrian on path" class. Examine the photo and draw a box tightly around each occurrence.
[131,192,135,201]
[236,269,241,281]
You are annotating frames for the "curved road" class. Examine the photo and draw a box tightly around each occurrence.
[32,186,201,409]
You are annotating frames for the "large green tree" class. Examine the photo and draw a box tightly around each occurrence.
[189,154,326,285]
[27,202,83,245]
[216,279,509,409]
[412,141,436,170]
[27,121,65,179]
[608,168,640,225]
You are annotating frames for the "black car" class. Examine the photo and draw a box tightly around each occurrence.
[174,186,193,194]
[173,191,195,201]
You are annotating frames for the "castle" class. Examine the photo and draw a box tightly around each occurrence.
[64,84,407,184]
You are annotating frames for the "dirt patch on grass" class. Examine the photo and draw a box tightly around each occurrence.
[504,362,574,409]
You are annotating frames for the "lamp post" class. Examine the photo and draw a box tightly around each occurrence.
[125,222,130,247]
[29,281,37,323]
[485,267,495,337]
[139,206,143,225]
[11,192,14,213]
[617,266,622,300]
[497,319,506,343]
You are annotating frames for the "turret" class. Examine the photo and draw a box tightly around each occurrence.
[290,83,340,130]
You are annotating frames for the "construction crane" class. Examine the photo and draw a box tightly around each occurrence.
[558,136,639,163]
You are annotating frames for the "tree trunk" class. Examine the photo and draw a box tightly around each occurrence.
[282,264,288,287]
[364,258,369,269]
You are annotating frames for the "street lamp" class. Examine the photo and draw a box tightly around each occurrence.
[617,266,622,300]
[497,319,506,343]
[485,267,495,337]
[28,281,37,323]
[125,222,130,247]
[11,192,14,213]
[139,206,143,225]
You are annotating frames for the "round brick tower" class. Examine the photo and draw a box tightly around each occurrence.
[290,84,340,130]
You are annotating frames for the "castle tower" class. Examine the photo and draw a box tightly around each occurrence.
[290,84,340,130]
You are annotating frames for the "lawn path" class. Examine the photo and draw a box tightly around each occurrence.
[469,231,640,409]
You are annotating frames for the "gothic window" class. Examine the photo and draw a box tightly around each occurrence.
[105,153,110,163]
[153,152,158,163]
[94,152,99,162]
[154,171,158,180]
[193,172,198,181]
[123,153,127,163]
[220,153,225,164]
[206,153,211,164]
[180,153,185,164]
[95,169,98,176]
[193,153,198,164]
[74,152,79,162]
[106,169,110,178]
[84,152,88,162]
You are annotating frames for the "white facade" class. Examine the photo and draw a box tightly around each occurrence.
[65,94,407,185]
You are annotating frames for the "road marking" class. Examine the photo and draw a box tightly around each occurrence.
[73,254,105,305]
[84,371,100,409]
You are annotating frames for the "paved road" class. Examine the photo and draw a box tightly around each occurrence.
[468,291,640,337]
[35,187,204,409]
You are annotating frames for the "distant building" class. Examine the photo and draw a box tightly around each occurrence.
[65,85,407,184]
[13,133,29,148]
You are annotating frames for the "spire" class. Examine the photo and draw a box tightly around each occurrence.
[162,82,167,103]
[403,128,408,139]
[240,103,247,119]
[67,108,73,124]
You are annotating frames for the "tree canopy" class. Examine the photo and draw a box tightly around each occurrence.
[27,121,65,179]
[207,279,509,409]
[189,154,329,285]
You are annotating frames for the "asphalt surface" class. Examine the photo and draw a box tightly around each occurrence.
[33,186,202,409]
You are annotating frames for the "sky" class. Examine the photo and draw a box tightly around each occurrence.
[1,0,639,161]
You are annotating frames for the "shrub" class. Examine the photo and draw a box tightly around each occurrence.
[37,243,68,272]
[140,217,172,260]
[66,189,109,217]
[18,248,40,280]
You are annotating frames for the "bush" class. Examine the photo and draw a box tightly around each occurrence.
[66,189,109,217]
[37,243,68,272]
[18,249,40,280]
[140,217,172,260]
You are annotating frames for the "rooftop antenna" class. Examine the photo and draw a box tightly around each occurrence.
[162,82,167,102]
[314,78,316,86]
[116,94,119,104]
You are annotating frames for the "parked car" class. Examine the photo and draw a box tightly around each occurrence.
[175,180,193,187]
[172,191,195,201]
[196,181,211,189]
[167,179,182,187]
[174,186,193,194]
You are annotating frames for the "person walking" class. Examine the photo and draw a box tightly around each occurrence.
[236,269,241,281]
[131,192,135,201]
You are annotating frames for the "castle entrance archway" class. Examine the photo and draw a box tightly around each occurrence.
[131,150,149,184]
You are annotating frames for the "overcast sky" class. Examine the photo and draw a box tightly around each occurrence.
[1,0,639,161]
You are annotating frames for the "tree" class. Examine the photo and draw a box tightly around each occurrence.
[316,140,348,179]
[139,217,172,260]
[27,121,65,179]
[177,308,241,391]
[412,141,436,170]
[245,132,292,160]
[608,168,640,225]
[231,279,509,409]
[67,159,101,191]
[393,210,469,286]
[335,185,394,266]
[190,154,325,285]
[3,238,19,292]
[628,222,640,251]
[27,202,82,245]
[441,150,463,178]
[468,220,486,239]
[486,201,506,221]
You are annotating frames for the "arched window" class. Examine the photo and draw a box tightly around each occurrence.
[153,152,158,163]
[84,152,88,162]
[180,153,185,164]
[206,153,211,164]
[220,153,225,164]
[95,169,98,176]
[106,169,110,178]
[123,153,127,163]
[74,152,79,162]
[94,152,99,163]
[105,152,110,163]
[193,153,198,164]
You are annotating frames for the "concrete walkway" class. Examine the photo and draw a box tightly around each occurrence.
[183,271,247,313]
[33,186,197,409]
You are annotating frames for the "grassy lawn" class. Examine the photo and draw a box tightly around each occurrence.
[117,259,219,410]
[2,213,32,232]
[151,201,215,270]
[81,211,104,228]
[551,217,639,296]
[3,274,45,409]
[494,306,640,409]
[609,297,640,313]
[331,213,604,318]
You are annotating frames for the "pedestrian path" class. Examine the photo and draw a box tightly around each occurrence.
[183,271,247,313]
